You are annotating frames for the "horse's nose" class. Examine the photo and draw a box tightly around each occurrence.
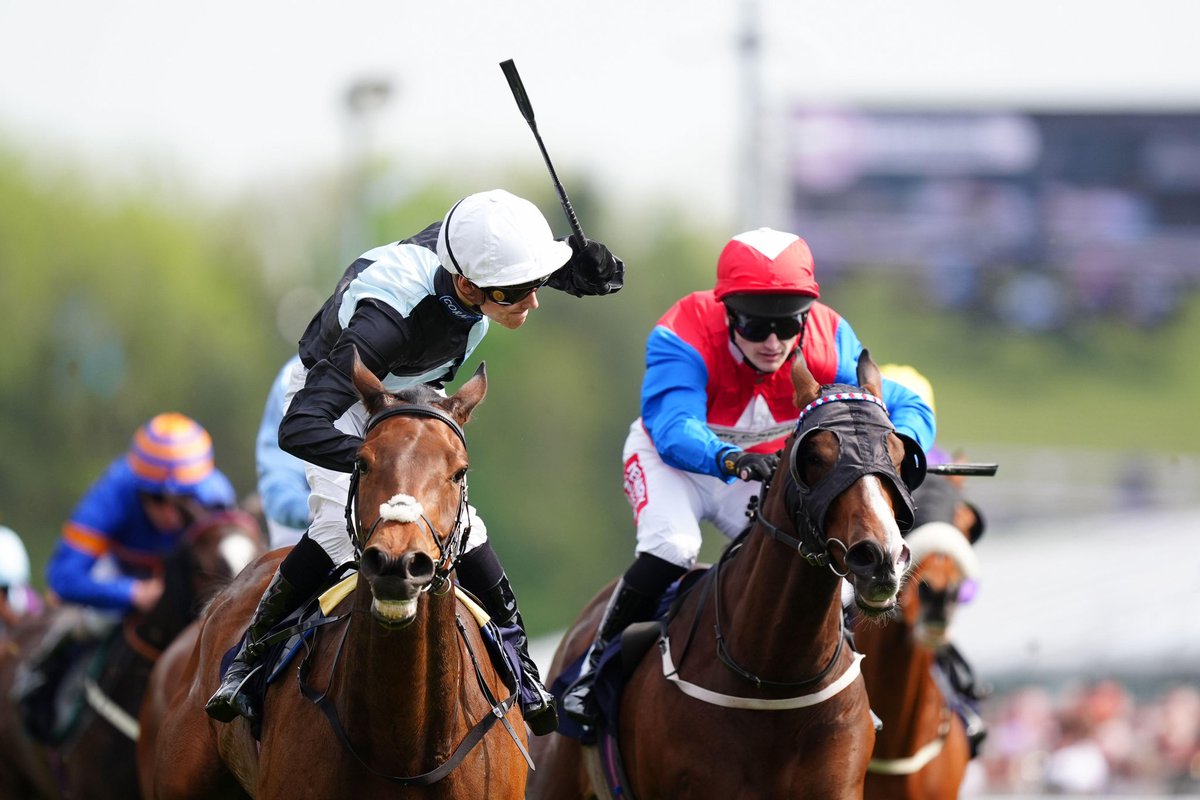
[844,540,886,579]
[360,546,436,600]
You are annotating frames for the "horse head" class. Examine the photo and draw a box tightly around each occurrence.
[903,522,978,648]
[785,350,925,616]
[181,510,266,602]
[145,510,265,650]
[349,351,485,629]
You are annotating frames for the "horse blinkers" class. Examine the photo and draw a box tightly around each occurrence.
[788,400,919,536]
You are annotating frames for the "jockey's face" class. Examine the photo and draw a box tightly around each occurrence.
[453,274,541,330]
[479,288,540,330]
[139,492,189,533]
[733,329,800,374]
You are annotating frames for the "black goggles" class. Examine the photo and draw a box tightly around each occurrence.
[730,311,807,342]
[476,275,551,306]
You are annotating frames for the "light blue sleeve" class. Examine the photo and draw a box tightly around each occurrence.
[256,359,312,530]
[640,327,736,481]
[881,380,937,452]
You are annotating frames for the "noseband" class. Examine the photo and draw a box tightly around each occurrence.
[344,403,471,593]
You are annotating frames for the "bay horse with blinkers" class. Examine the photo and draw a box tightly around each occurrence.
[857,475,982,800]
[146,356,530,799]
[0,509,264,800]
[528,351,926,799]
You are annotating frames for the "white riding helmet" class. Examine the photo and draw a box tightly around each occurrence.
[0,525,31,588]
[436,190,572,287]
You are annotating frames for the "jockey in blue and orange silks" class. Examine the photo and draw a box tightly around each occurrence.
[16,413,236,711]
[46,412,236,612]
[562,227,938,726]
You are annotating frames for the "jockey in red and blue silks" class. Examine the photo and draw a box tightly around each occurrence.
[45,413,235,612]
[562,227,937,727]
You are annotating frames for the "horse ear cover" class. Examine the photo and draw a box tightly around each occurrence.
[895,433,927,492]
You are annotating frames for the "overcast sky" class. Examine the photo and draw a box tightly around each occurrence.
[3,1,1199,222]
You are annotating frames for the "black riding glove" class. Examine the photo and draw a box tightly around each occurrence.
[546,237,625,297]
[720,451,779,482]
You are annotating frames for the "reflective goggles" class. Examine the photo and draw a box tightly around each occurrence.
[730,311,807,342]
[476,275,551,306]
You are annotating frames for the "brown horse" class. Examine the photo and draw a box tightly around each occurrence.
[528,352,923,800]
[0,510,264,800]
[857,498,980,799]
[147,358,530,799]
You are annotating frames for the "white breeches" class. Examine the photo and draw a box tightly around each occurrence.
[622,421,758,570]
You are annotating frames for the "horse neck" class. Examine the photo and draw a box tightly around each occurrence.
[857,608,938,743]
[714,518,845,677]
[138,552,197,649]
[336,587,465,749]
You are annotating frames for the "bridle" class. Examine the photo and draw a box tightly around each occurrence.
[344,402,471,594]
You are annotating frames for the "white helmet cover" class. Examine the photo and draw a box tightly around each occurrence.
[0,525,31,587]
[436,190,572,287]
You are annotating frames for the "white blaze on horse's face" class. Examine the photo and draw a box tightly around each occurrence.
[218,534,260,577]
[853,476,907,611]
[865,476,906,562]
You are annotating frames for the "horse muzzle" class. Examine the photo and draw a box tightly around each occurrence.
[360,547,436,627]
[845,539,909,616]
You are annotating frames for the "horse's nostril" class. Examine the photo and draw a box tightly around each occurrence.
[400,551,435,583]
[360,546,388,579]
[845,541,884,578]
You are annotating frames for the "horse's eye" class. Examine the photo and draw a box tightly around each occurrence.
[452,467,468,484]
[356,457,370,474]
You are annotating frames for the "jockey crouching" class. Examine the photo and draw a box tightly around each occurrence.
[562,228,937,728]
[204,190,624,736]
[14,414,235,742]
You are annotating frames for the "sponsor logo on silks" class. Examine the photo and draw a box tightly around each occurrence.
[623,454,649,522]
[439,294,480,321]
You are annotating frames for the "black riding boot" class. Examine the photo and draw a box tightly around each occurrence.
[474,575,559,736]
[562,553,684,727]
[457,543,558,736]
[561,579,659,726]
[204,570,303,723]
[205,535,333,723]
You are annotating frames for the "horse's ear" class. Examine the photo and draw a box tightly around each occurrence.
[791,354,821,408]
[857,349,883,399]
[351,347,390,416]
[442,362,487,426]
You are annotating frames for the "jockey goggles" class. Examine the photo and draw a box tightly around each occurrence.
[730,310,808,342]
[476,275,551,306]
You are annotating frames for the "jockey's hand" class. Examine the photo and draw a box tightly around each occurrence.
[548,238,625,296]
[131,577,164,613]
[722,451,779,482]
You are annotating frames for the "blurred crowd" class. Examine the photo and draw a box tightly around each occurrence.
[963,678,1200,796]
